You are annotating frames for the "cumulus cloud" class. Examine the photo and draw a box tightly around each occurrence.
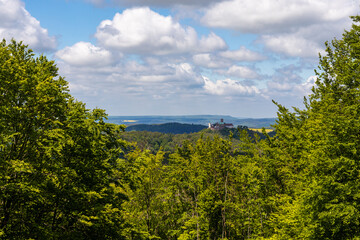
[94,7,226,55]
[84,0,222,7]
[263,64,316,99]
[224,65,260,79]
[219,47,266,61]
[173,63,204,84]
[202,0,355,33]
[0,0,56,51]
[133,62,203,85]
[198,32,227,52]
[298,75,316,95]
[55,42,117,67]
[266,75,316,97]
[202,0,357,58]
[261,34,321,58]
[51,1,334,116]
[271,64,306,84]
[260,21,345,57]
[57,56,204,99]
[203,77,260,96]
[193,46,265,69]
[193,53,230,68]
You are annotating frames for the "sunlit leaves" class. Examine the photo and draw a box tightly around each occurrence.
[0,39,129,239]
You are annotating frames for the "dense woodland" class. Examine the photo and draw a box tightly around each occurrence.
[125,122,208,134]
[120,126,270,154]
[1,16,360,239]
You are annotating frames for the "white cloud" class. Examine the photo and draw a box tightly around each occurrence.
[271,64,306,84]
[261,34,321,58]
[119,62,202,85]
[173,63,202,83]
[193,46,264,68]
[95,7,226,55]
[225,65,260,79]
[68,82,99,96]
[0,0,56,51]
[49,1,335,117]
[202,0,357,58]
[55,42,117,67]
[260,20,350,58]
[57,56,204,99]
[138,75,169,83]
[203,77,260,96]
[219,47,266,61]
[193,53,230,68]
[266,75,316,97]
[262,64,316,100]
[295,75,316,96]
[198,32,227,52]
[202,0,355,33]
[84,0,222,7]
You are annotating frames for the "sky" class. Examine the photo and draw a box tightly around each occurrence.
[1,0,360,117]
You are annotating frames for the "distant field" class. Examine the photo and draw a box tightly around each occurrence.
[249,128,275,133]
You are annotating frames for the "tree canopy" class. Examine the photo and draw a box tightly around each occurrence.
[267,15,360,239]
[0,39,129,239]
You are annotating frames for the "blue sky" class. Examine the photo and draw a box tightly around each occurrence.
[2,0,360,117]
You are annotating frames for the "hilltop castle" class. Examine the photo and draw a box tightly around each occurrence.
[208,118,234,130]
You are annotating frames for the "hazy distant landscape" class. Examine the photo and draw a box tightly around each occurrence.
[107,115,276,128]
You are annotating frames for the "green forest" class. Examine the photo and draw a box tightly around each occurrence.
[1,16,360,240]
[125,122,208,134]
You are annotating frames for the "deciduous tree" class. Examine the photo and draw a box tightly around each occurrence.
[0,39,129,239]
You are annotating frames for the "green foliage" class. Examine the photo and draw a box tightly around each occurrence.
[0,39,129,239]
[298,16,360,239]
[121,133,283,239]
[120,126,270,157]
[266,16,360,239]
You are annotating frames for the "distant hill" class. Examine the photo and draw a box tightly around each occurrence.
[126,122,207,134]
[120,126,275,155]
[107,115,276,128]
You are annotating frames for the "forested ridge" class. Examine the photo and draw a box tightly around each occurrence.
[119,126,271,155]
[1,16,360,239]
[125,122,208,134]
